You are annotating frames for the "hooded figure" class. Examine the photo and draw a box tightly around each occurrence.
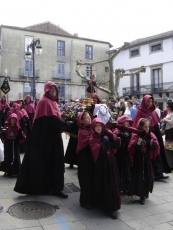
[128,118,160,204]
[0,113,25,177]
[89,118,121,219]
[133,95,171,179]
[14,81,74,198]
[113,115,133,194]
[0,95,10,127]
[23,95,35,125]
[76,111,94,210]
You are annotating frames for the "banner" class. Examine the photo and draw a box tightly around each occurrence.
[1,77,10,94]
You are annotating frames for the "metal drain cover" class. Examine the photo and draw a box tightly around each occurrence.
[63,183,80,193]
[8,201,58,219]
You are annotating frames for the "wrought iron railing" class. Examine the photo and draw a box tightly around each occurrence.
[122,82,173,96]
[19,68,40,78]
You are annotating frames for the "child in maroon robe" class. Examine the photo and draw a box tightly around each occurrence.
[23,95,35,125]
[0,113,26,177]
[89,118,121,219]
[76,111,94,210]
[128,118,160,205]
[113,115,133,194]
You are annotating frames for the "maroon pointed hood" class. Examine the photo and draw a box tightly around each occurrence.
[89,118,105,163]
[76,111,92,153]
[139,95,156,112]
[133,95,159,128]
[34,81,61,120]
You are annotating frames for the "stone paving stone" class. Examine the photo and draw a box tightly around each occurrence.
[146,202,173,214]
[81,217,132,230]
[142,211,173,225]
[124,218,150,230]
[0,212,40,229]
[118,207,153,222]
[142,222,173,230]
[42,221,87,230]
[38,207,79,226]
[13,228,43,230]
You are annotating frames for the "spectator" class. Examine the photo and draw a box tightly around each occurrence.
[161,102,173,142]
[131,96,140,109]
[124,100,136,120]
[124,96,130,108]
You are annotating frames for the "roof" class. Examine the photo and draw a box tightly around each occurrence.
[25,21,72,36]
[0,22,112,47]
[124,30,173,49]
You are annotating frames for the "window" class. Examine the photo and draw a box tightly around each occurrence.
[85,45,93,60]
[25,60,33,77]
[150,43,162,53]
[57,40,65,56]
[130,49,139,57]
[153,68,162,91]
[57,84,65,100]
[25,36,34,52]
[23,82,33,98]
[131,73,140,93]
[105,67,109,72]
[86,65,92,77]
[56,62,65,78]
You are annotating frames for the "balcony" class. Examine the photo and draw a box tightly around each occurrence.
[51,71,71,81]
[122,82,173,97]
[19,68,40,78]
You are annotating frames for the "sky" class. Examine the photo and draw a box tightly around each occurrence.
[1,0,173,48]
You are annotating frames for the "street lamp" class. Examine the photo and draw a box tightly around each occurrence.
[25,38,42,101]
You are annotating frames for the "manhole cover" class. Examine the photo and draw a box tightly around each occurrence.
[63,183,80,193]
[8,201,58,219]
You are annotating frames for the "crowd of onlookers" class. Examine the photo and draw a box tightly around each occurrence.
[0,88,173,219]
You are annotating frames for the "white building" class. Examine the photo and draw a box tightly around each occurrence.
[113,30,173,109]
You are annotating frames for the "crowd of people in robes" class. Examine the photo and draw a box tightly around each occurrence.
[0,81,172,219]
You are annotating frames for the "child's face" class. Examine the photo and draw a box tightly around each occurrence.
[141,121,150,133]
[90,75,95,81]
[10,118,16,126]
[94,123,103,134]
[19,101,23,107]
[122,121,130,127]
[81,113,91,126]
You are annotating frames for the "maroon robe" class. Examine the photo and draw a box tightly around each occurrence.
[132,95,171,175]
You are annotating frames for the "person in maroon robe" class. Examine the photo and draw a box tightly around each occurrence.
[112,115,133,194]
[14,100,32,153]
[76,111,94,210]
[23,95,35,125]
[86,75,97,97]
[0,113,26,177]
[0,95,10,128]
[14,81,75,198]
[128,118,160,204]
[89,118,121,219]
[133,95,171,180]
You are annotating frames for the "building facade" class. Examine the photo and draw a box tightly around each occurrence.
[0,22,112,101]
[114,30,173,109]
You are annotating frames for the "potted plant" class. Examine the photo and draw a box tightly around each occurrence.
[164,142,173,170]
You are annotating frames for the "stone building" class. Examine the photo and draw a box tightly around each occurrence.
[0,21,112,101]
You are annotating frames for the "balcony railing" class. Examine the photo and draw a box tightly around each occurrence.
[122,82,173,97]
[51,71,71,80]
[19,68,40,78]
